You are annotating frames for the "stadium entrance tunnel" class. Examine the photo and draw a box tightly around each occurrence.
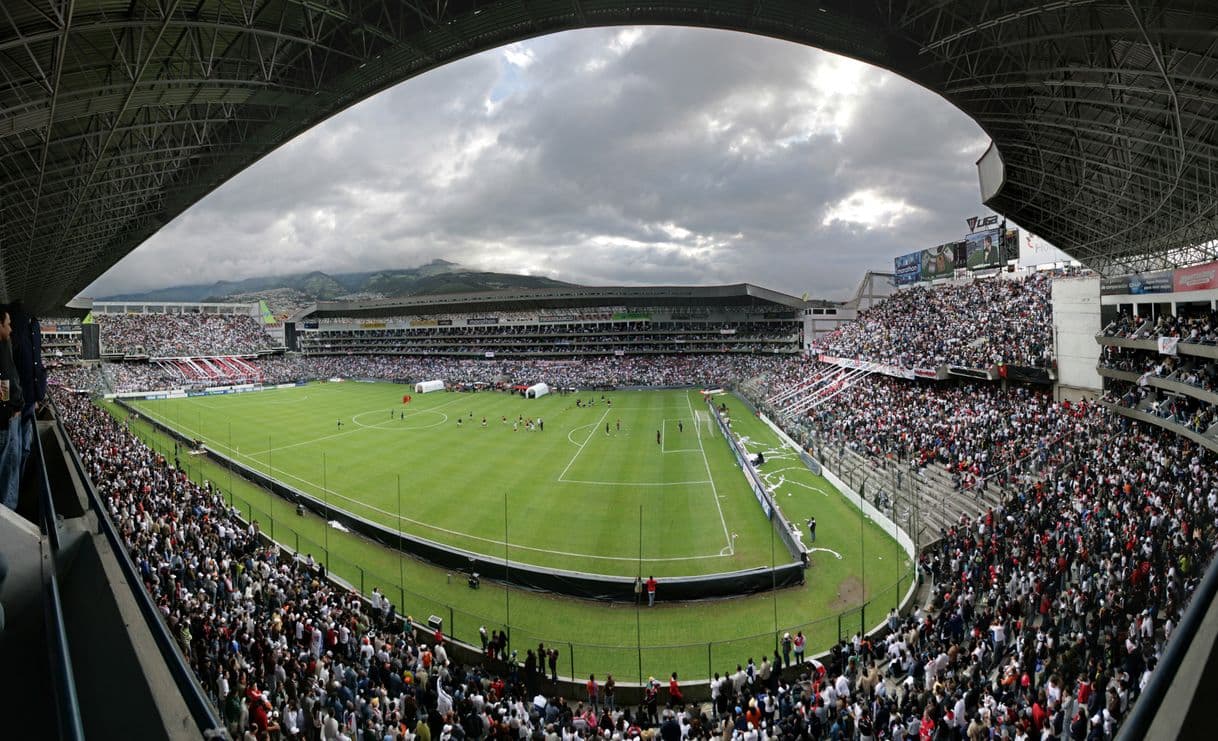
[117,400,807,601]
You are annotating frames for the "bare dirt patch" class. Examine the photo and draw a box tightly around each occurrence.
[827,576,865,613]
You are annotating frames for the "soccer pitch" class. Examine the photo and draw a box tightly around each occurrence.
[130,384,780,577]
[112,384,913,680]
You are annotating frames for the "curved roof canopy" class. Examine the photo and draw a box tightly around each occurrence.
[3,0,1218,313]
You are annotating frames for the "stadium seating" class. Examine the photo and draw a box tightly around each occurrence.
[37,272,1218,740]
[97,313,278,357]
[297,309,801,358]
[48,355,1217,740]
[818,274,1054,369]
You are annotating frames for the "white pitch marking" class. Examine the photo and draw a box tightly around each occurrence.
[687,391,733,555]
[134,406,728,564]
[351,408,449,431]
[559,479,712,487]
[567,422,597,447]
[557,408,609,482]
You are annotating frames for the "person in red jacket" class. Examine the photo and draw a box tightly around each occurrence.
[668,672,683,706]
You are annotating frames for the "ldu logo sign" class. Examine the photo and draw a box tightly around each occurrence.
[967,215,999,231]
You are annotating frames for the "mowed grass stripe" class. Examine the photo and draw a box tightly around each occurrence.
[131,385,773,576]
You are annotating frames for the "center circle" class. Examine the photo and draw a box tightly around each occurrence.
[351,408,449,431]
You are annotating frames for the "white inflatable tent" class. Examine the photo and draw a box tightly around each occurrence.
[525,382,550,399]
[414,379,445,393]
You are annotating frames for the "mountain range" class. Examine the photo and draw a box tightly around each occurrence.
[100,260,577,304]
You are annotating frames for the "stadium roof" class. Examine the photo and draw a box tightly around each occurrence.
[290,283,806,320]
[4,1,1218,314]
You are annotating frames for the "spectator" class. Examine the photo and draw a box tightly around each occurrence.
[820,274,1054,369]
[0,307,25,511]
[43,297,1218,741]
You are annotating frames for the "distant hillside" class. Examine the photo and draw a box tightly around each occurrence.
[100,260,577,307]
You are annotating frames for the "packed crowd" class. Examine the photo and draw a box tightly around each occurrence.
[1102,309,1218,344]
[98,313,278,357]
[1105,380,1218,436]
[305,344,792,356]
[49,363,182,394]
[51,349,1218,740]
[818,275,1053,369]
[263,354,806,390]
[1100,346,1218,395]
[300,324,799,357]
[304,326,796,339]
[50,354,816,394]
[761,368,1074,491]
[890,403,1217,741]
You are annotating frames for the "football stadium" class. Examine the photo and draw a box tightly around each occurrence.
[3,3,1218,741]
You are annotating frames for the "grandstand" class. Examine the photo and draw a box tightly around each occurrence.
[5,3,1218,740]
[19,267,1218,741]
[287,284,804,358]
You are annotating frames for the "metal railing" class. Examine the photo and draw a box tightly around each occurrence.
[50,403,227,738]
[31,421,85,741]
[1117,545,1218,739]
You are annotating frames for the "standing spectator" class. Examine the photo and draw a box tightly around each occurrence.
[586,674,599,710]
[668,672,684,707]
[0,307,24,511]
[647,575,657,607]
[8,303,45,476]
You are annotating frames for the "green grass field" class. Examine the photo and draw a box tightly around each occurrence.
[110,383,915,682]
[131,384,776,577]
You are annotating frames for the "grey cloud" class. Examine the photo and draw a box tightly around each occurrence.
[88,26,988,300]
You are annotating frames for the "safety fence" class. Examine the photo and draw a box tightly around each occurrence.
[125,406,919,685]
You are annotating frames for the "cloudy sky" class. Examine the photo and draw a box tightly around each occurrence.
[86,26,998,301]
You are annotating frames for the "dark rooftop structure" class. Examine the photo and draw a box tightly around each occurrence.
[5,1,1218,314]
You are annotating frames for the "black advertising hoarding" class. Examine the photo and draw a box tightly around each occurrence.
[1100,271,1174,296]
[920,242,957,279]
[893,252,921,285]
[964,227,1004,269]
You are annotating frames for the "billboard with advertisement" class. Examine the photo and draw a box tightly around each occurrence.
[1173,260,1218,292]
[1100,271,1174,296]
[920,242,958,280]
[964,227,1004,269]
[893,252,921,285]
